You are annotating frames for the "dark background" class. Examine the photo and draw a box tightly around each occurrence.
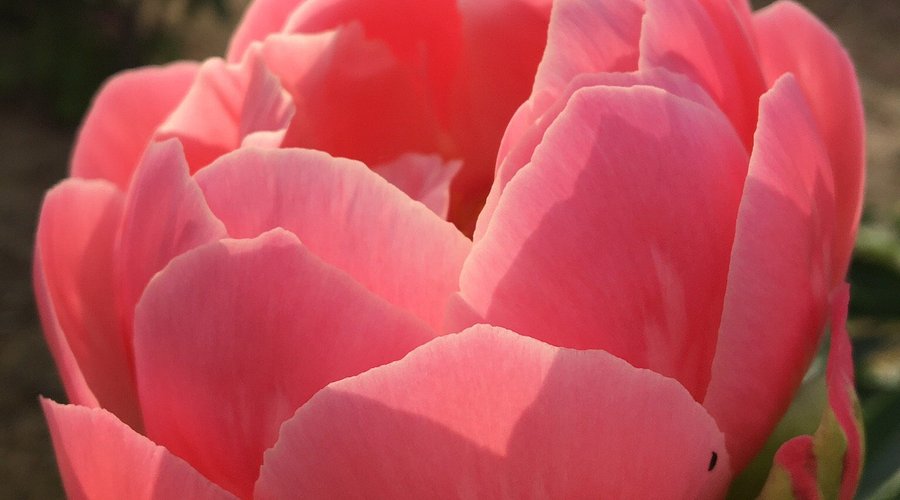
[0,0,897,497]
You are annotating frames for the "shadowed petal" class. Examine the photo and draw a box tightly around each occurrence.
[457,85,748,400]
[703,75,835,471]
[34,179,139,427]
[256,325,731,498]
[753,0,865,284]
[42,400,234,500]
[134,229,436,498]
[640,0,766,147]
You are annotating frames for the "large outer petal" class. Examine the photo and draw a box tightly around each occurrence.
[195,147,470,331]
[42,400,234,500]
[256,325,732,498]
[703,75,835,471]
[456,85,748,400]
[34,179,139,427]
[70,63,198,190]
[640,0,766,148]
[133,229,436,498]
[753,0,865,284]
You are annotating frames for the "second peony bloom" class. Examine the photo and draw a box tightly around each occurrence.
[35,0,865,498]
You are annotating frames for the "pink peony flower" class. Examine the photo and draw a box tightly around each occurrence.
[35,0,864,498]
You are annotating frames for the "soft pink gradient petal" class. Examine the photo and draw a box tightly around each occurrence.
[261,26,444,168]
[115,139,226,355]
[283,0,462,113]
[447,0,551,224]
[256,325,731,498]
[42,400,234,500]
[753,0,865,284]
[494,0,643,177]
[530,0,643,114]
[703,75,835,471]
[133,229,436,498]
[70,62,198,190]
[34,179,140,427]
[195,148,470,331]
[456,85,748,400]
[155,49,293,172]
[481,68,719,241]
[827,285,863,500]
[226,0,304,62]
[373,153,461,219]
[640,0,766,148]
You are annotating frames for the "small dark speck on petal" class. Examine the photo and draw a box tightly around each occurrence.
[708,451,718,471]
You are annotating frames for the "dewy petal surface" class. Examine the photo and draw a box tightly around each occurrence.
[133,229,436,498]
[703,75,835,471]
[70,62,198,190]
[256,325,731,499]
[34,179,139,427]
[195,147,471,331]
[753,0,865,284]
[42,400,235,500]
[457,84,748,400]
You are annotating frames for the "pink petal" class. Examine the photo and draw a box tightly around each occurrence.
[763,436,821,500]
[703,75,835,471]
[826,285,863,500]
[753,0,865,284]
[70,62,198,190]
[494,0,643,181]
[42,400,234,500]
[34,179,140,427]
[133,229,436,498]
[115,139,227,355]
[261,26,444,168]
[457,84,748,400]
[447,0,552,225]
[757,286,862,500]
[480,68,719,241]
[283,0,462,111]
[226,0,304,62]
[256,325,732,498]
[640,0,766,148]
[530,0,643,113]
[195,147,470,331]
[372,153,461,219]
[155,49,293,172]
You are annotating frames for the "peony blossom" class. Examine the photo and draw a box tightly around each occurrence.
[34,0,864,498]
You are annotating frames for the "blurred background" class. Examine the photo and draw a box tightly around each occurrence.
[0,0,896,497]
